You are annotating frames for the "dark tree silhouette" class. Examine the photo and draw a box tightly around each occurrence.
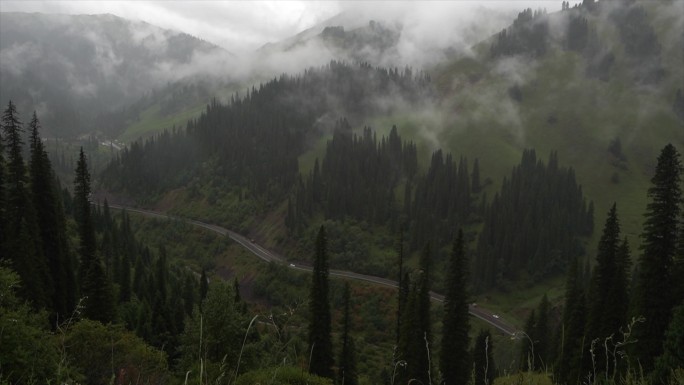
[440,230,471,385]
[308,225,334,379]
[632,144,682,371]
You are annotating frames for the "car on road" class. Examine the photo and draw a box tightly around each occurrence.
[289,263,295,267]
[492,314,500,319]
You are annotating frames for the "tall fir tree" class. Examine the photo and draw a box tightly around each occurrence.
[398,279,421,385]
[533,294,551,370]
[632,143,682,371]
[74,147,97,283]
[199,268,208,311]
[586,204,630,376]
[555,257,587,385]
[652,302,684,384]
[0,110,4,256]
[396,229,406,345]
[398,243,433,385]
[1,101,48,308]
[521,309,537,372]
[440,230,470,385]
[74,148,114,323]
[338,282,358,385]
[308,225,334,379]
[472,329,496,385]
[29,111,75,319]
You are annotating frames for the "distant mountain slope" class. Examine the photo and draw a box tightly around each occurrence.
[256,15,401,67]
[0,12,232,137]
[424,0,684,247]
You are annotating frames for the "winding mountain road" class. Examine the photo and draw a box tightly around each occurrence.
[108,204,518,336]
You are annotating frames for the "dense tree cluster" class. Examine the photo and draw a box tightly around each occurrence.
[474,150,594,290]
[1,101,72,318]
[490,8,549,57]
[610,3,664,83]
[287,121,417,233]
[0,101,207,383]
[101,61,431,208]
[551,144,684,385]
[409,150,475,251]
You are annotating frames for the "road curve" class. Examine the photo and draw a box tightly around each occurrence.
[108,204,518,336]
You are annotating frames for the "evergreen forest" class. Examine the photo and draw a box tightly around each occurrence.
[1,0,684,384]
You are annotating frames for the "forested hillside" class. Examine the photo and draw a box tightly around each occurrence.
[3,0,684,383]
[0,12,231,137]
[2,101,684,384]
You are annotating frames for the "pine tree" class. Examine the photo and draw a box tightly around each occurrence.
[534,294,551,369]
[521,309,537,371]
[398,244,434,385]
[29,111,75,318]
[652,302,684,384]
[81,257,115,323]
[398,280,421,385]
[555,257,587,385]
[199,268,208,311]
[472,158,481,194]
[632,144,682,371]
[74,147,97,284]
[338,282,358,385]
[396,229,405,344]
[308,225,334,379]
[586,204,630,376]
[0,110,4,256]
[440,230,470,385]
[74,148,114,323]
[472,329,496,385]
[1,101,48,308]
[118,252,131,303]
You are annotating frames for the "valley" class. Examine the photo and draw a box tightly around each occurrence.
[1,0,683,384]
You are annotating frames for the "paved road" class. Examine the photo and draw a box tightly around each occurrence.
[108,204,518,336]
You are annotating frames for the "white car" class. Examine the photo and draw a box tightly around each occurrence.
[492,314,500,319]
[289,263,295,267]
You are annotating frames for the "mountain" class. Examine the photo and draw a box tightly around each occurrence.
[98,0,684,289]
[0,12,232,137]
[256,12,402,68]
[427,0,684,246]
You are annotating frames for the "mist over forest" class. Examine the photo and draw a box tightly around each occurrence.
[1,1,684,384]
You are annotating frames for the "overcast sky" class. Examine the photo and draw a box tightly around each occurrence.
[0,1,562,54]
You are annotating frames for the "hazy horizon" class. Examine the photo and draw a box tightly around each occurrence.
[0,1,562,54]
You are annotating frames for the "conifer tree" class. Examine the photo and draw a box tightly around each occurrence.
[587,204,630,376]
[533,294,551,369]
[29,111,75,318]
[1,101,48,308]
[308,225,334,379]
[119,252,131,303]
[440,230,470,385]
[398,280,421,385]
[199,268,208,311]
[555,257,587,385]
[0,114,4,254]
[652,302,684,384]
[396,229,406,344]
[74,147,97,283]
[472,329,496,385]
[74,148,114,323]
[398,244,434,385]
[338,282,358,385]
[633,144,682,371]
[521,309,537,371]
[472,158,481,194]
